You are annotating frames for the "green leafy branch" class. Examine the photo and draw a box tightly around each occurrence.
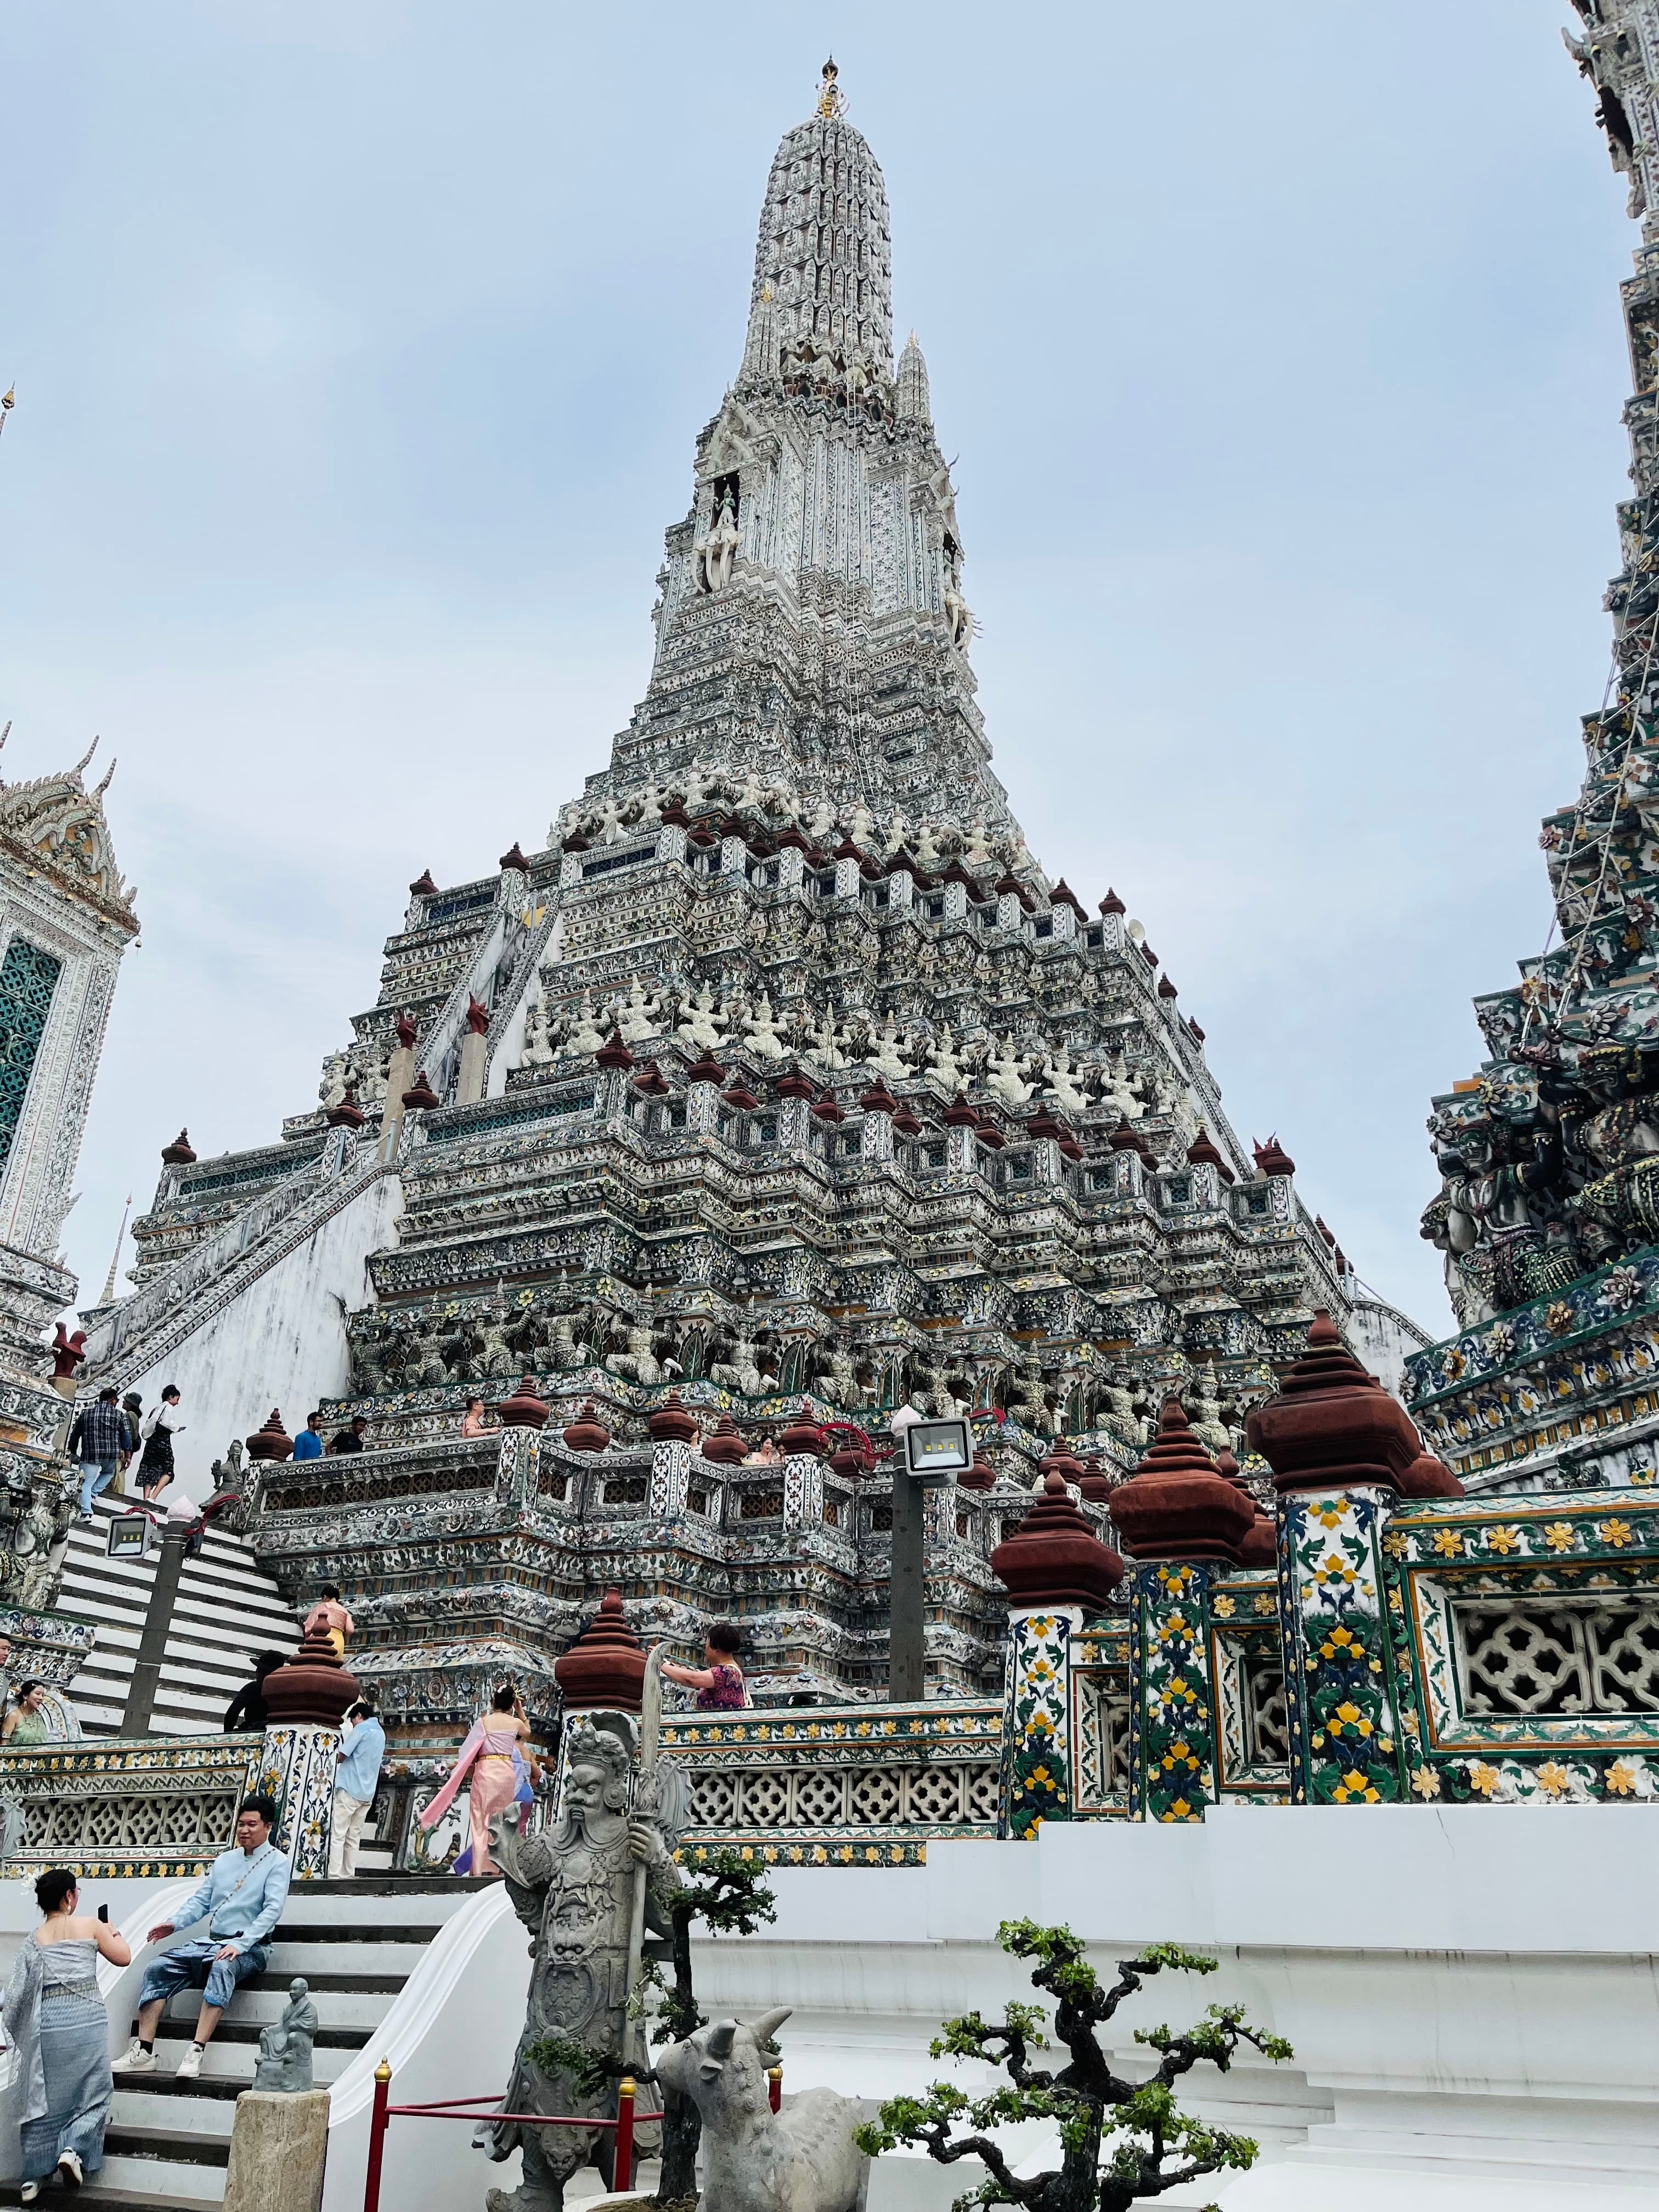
[855,1921,1292,2211]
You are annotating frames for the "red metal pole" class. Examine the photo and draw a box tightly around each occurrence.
[614,2076,635,2192]
[363,2060,392,2212]
[768,2062,782,2114]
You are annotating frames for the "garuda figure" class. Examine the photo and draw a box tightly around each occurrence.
[483,1723,678,2212]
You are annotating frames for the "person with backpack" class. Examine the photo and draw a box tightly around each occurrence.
[137,1386,183,1501]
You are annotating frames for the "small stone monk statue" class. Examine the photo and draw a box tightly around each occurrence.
[252,1976,319,2092]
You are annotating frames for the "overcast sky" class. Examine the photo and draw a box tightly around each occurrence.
[0,2,1634,1337]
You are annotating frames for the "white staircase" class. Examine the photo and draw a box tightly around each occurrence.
[58,1496,298,1739]
[3,1877,496,2210]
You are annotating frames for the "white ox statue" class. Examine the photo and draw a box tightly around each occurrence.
[655,2006,868,2212]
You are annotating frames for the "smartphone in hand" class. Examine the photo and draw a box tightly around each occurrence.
[97,1904,109,1923]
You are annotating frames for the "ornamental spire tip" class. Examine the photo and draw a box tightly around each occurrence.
[817,57,844,120]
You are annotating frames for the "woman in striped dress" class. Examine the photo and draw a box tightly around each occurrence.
[3,1869,131,2198]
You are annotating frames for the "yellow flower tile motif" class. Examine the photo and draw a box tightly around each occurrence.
[1598,1519,1635,1548]
[1254,1592,1277,1617]
[1382,1530,1409,1561]
[1211,1593,1237,1620]
[1333,1768,1380,1804]
[1541,1522,1577,1553]
[1606,1758,1642,1797]
[1313,1504,1346,1530]
[1314,1553,1358,1587]
[1467,1760,1500,1797]
[1536,1762,1571,1798]
[1483,1526,1522,1556]
[1431,1528,1465,1558]
[1410,1764,1441,1799]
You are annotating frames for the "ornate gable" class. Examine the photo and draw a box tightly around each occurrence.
[0,736,138,932]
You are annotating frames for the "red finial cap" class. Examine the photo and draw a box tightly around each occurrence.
[499,842,530,874]
[326,1085,366,1130]
[246,1409,295,1463]
[497,1375,550,1430]
[554,1589,645,1714]
[1098,888,1126,916]
[1186,1126,1233,1183]
[701,1412,747,1464]
[1108,1398,1256,1562]
[560,1400,610,1452]
[161,1129,196,1166]
[402,1071,441,1111]
[1252,1134,1296,1177]
[1245,1310,1424,1494]
[596,1028,635,1070]
[409,869,438,897]
[991,1471,1125,1608]
[648,1392,700,1445]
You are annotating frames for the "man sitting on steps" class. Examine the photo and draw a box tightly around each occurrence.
[113,1796,289,2081]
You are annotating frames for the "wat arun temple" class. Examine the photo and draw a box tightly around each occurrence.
[76,63,1423,1724]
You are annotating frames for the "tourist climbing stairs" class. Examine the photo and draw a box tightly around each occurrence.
[0,1875,493,2210]
[59,1494,300,1741]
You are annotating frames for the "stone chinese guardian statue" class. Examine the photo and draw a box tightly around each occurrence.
[482,1723,678,2212]
[251,1977,318,2091]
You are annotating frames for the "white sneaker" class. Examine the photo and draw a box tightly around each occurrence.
[58,2148,83,2187]
[20,2180,40,2203]
[175,2042,205,2080]
[112,2038,155,2074]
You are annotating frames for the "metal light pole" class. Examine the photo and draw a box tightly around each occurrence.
[121,1524,188,1736]
[887,1418,971,1703]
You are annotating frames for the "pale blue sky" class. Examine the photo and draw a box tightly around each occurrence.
[0,2,1633,1334]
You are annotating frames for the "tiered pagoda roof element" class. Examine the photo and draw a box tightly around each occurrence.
[83,66,1422,1733]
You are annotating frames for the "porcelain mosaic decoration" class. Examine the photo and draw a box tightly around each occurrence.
[75,65,1421,1793]
[1409,2,1659,1496]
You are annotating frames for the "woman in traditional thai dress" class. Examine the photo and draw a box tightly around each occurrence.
[2,1869,131,2199]
[2,1684,52,1747]
[662,1621,748,1710]
[416,1684,533,1877]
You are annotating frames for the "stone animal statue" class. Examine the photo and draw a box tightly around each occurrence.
[252,1977,318,2091]
[655,2007,868,2212]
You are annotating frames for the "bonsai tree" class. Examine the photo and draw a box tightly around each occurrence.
[855,1919,1292,2211]
[527,1847,776,2209]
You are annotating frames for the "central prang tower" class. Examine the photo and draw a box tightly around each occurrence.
[86,68,1423,1757]
[597,61,1009,839]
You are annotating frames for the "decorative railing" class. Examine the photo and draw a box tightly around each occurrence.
[662,1700,1003,1866]
[1384,1491,1659,1803]
[0,1736,263,1876]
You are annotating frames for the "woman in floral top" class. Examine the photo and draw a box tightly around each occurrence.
[661,1622,747,1710]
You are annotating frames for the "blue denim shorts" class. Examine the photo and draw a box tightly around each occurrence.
[139,1937,268,2012]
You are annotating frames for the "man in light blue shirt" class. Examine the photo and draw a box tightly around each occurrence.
[329,1699,386,1878]
[114,1795,290,2079]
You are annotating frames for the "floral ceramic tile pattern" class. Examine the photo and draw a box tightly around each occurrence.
[1279,1492,1407,1805]
[1130,1562,1216,1824]
[1002,1606,1076,1837]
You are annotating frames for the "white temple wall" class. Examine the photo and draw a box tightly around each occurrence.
[120,1172,402,1496]
[692,1805,1659,2209]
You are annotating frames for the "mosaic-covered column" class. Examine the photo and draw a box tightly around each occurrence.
[257,1626,360,1881]
[1109,1398,1255,1824]
[989,1471,1124,1837]
[647,1395,700,1514]
[779,1415,828,1531]
[1248,1311,1460,1806]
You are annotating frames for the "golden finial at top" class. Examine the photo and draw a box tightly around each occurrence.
[817,57,844,121]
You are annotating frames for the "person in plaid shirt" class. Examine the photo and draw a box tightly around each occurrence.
[67,1390,127,1519]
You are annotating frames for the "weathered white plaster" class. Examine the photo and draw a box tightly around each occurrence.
[118,1172,402,1493]
[688,1808,1659,2208]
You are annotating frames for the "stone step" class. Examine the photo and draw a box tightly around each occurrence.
[89,2149,227,2205]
